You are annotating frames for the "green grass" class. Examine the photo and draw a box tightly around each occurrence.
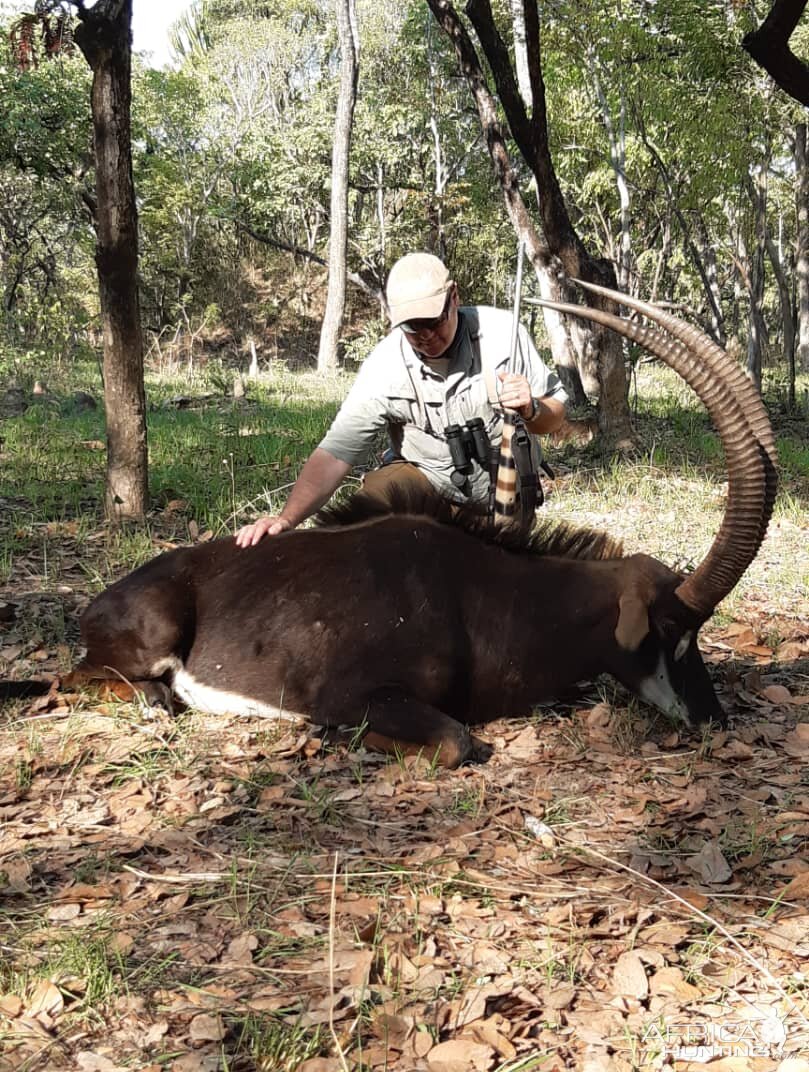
[0,376,342,536]
[228,1013,327,1071]
[2,357,806,545]
[0,362,353,602]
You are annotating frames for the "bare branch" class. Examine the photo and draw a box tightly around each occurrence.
[424,0,550,270]
[235,222,380,300]
[743,0,809,106]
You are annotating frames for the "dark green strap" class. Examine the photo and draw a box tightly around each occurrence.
[510,419,539,524]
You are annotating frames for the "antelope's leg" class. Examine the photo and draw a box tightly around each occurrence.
[318,686,473,769]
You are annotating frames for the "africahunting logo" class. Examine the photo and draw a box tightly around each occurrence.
[640,1013,788,1060]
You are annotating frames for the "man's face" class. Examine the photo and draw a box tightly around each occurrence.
[400,287,460,359]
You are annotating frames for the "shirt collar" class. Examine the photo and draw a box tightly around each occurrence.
[413,309,472,379]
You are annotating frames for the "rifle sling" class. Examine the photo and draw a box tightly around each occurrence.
[510,418,540,522]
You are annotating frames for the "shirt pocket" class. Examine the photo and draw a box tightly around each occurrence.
[386,394,419,427]
[452,377,500,430]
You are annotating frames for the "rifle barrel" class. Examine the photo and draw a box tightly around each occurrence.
[509,241,526,371]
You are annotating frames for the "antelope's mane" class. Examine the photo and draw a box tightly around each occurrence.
[315,487,623,561]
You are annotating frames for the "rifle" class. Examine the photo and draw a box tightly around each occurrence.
[492,241,539,527]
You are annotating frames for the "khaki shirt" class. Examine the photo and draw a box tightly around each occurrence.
[319,306,567,503]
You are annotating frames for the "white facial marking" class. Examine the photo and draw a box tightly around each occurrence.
[673,631,694,663]
[636,652,692,726]
[173,668,302,721]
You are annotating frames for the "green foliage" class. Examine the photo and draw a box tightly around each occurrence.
[0,28,95,356]
[0,0,805,388]
[0,34,91,174]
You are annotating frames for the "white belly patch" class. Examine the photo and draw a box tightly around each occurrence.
[173,668,303,721]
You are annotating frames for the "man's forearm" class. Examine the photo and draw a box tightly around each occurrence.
[279,448,352,527]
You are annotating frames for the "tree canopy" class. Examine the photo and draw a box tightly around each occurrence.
[1,0,807,399]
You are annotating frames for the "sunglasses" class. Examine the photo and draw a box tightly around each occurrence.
[399,288,454,335]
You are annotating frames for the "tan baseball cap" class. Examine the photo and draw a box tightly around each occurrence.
[386,252,452,328]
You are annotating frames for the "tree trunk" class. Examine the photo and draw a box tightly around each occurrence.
[534,270,589,405]
[510,0,587,405]
[742,0,809,107]
[427,0,630,440]
[75,0,148,522]
[508,0,532,106]
[765,227,796,406]
[587,48,632,291]
[317,0,359,373]
[796,123,809,373]
[744,166,769,391]
[693,212,727,346]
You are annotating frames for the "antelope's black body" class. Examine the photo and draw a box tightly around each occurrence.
[74,493,721,767]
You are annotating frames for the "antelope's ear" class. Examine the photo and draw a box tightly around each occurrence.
[615,593,650,651]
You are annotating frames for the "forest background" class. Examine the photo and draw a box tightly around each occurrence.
[2,0,809,412]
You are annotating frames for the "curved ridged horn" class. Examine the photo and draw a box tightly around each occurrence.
[572,279,778,553]
[573,282,774,452]
[531,294,776,622]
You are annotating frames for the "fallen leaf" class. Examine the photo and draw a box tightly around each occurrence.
[689,840,732,884]
[760,914,809,956]
[665,783,708,817]
[612,951,648,1000]
[0,995,23,1018]
[333,786,362,801]
[371,1011,413,1046]
[543,985,577,1011]
[109,932,135,955]
[783,724,809,757]
[648,966,701,1002]
[760,684,793,705]
[670,888,710,911]
[504,725,540,759]
[779,872,809,901]
[75,1054,125,1072]
[169,1055,222,1072]
[3,857,32,892]
[25,980,63,1019]
[427,1038,495,1071]
[142,1021,169,1045]
[223,932,258,965]
[454,984,512,1028]
[470,1018,516,1061]
[47,902,82,922]
[188,1013,226,1041]
[581,1053,619,1072]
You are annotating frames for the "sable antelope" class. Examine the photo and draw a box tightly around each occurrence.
[2,286,776,767]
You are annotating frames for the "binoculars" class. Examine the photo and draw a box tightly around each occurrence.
[444,418,493,490]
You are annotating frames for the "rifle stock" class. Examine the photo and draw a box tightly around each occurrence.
[493,241,537,525]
